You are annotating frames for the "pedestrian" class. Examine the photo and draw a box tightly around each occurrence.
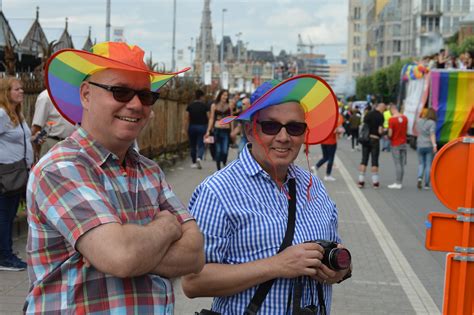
[416,108,438,190]
[205,89,232,170]
[387,104,408,189]
[313,115,343,181]
[187,89,209,169]
[381,105,392,152]
[24,41,204,314]
[0,77,32,271]
[31,89,75,161]
[230,96,251,153]
[437,49,448,69]
[358,103,385,188]
[182,75,352,314]
[348,106,362,151]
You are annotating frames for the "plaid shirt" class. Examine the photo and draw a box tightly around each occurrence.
[25,127,193,314]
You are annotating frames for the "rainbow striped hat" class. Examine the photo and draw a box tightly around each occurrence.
[221,74,338,144]
[45,41,190,124]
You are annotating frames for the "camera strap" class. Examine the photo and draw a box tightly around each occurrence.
[316,283,327,315]
[244,178,297,315]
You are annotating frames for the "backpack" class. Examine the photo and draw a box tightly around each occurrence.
[358,123,370,145]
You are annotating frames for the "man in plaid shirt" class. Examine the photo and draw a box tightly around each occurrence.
[24,42,204,314]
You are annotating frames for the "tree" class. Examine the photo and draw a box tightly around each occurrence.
[460,36,474,54]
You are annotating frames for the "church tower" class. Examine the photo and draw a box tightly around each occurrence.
[195,0,217,76]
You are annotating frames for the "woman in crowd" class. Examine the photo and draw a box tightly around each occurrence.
[416,108,437,190]
[205,89,232,170]
[0,77,33,271]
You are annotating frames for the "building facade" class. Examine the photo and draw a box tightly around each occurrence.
[348,0,473,77]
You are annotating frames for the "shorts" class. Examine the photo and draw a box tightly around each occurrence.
[361,138,380,167]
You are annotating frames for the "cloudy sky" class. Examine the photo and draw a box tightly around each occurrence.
[3,0,349,69]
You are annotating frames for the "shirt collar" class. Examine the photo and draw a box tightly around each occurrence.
[239,143,297,183]
[71,127,140,167]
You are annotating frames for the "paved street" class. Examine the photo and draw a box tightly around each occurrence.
[0,137,451,314]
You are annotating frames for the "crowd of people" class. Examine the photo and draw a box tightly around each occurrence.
[423,48,474,70]
[336,100,438,191]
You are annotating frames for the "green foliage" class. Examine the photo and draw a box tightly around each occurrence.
[446,32,459,45]
[448,42,460,57]
[355,75,372,100]
[355,58,413,103]
[447,35,474,56]
[460,36,474,54]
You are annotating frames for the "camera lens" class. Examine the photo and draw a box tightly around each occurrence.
[328,248,351,271]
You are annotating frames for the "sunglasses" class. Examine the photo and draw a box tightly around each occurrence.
[88,81,160,106]
[257,120,307,136]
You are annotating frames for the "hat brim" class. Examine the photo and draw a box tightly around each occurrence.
[221,74,338,144]
[45,48,190,125]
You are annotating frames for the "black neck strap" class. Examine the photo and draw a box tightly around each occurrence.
[244,178,297,315]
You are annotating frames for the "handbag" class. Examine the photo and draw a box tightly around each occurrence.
[203,135,215,144]
[196,179,297,315]
[0,123,29,195]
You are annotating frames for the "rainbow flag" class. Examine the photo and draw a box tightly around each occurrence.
[430,70,474,143]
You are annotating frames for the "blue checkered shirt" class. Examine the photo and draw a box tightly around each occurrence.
[188,145,341,315]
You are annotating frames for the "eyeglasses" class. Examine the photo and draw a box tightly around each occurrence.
[257,120,307,136]
[88,81,160,106]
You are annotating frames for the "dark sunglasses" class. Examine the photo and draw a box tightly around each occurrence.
[257,120,307,136]
[88,81,160,106]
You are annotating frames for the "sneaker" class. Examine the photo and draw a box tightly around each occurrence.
[387,183,402,189]
[417,178,422,190]
[357,181,365,188]
[324,175,336,181]
[310,166,317,175]
[373,182,380,189]
[190,163,198,169]
[0,255,27,271]
[423,185,431,190]
[196,158,202,170]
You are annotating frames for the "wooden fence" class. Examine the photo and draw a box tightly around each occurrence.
[19,75,202,162]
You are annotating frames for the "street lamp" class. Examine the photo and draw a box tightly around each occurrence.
[220,8,227,72]
[171,0,176,72]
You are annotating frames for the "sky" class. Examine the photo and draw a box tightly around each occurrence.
[3,0,349,69]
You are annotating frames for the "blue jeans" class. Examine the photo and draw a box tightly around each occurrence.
[316,144,337,175]
[214,128,230,169]
[417,147,434,186]
[0,193,21,259]
[188,124,207,163]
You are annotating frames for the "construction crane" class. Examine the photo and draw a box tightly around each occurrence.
[297,34,314,54]
[297,34,345,55]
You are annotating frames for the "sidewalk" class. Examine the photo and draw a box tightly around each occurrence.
[0,139,447,314]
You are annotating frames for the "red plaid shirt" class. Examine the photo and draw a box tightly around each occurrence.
[25,128,193,314]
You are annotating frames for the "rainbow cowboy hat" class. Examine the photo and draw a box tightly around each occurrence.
[221,74,338,144]
[45,41,189,125]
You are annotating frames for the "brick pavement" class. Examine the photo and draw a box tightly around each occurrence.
[1,138,446,314]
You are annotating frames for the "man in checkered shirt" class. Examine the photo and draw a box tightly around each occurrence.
[24,42,204,314]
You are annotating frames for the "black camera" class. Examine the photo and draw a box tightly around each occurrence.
[313,240,351,271]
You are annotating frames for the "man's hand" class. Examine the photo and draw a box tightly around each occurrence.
[150,210,182,241]
[270,242,324,279]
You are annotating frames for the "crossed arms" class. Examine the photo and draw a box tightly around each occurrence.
[76,211,204,279]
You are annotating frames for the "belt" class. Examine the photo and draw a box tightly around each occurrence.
[47,136,65,141]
